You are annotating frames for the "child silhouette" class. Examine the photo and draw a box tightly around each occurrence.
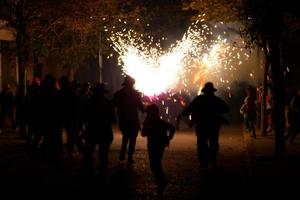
[142,104,175,194]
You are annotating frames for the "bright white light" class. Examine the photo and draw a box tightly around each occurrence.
[110,18,248,96]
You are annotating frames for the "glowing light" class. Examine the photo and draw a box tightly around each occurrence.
[110,18,248,96]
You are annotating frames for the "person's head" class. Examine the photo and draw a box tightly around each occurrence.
[122,75,135,88]
[43,74,56,89]
[146,104,159,119]
[246,86,252,96]
[92,83,108,97]
[80,82,91,95]
[201,82,217,94]
[58,76,70,89]
[33,77,41,86]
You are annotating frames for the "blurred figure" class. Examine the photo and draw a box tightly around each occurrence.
[83,83,114,176]
[75,82,91,154]
[40,75,63,164]
[113,75,145,166]
[26,78,42,157]
[240,96,257,138]
[285,87,300,144]
[177,82,229,168]
[284,85,293,130]
[266,87,273,133]
[240,86,257,138]
[14,84,27,138]
[142,104,175,196]
[58,76,78,157]
[0,84,14,132]
[256,85,263,129]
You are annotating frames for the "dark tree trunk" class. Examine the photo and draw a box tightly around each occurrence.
[267,6,285,158]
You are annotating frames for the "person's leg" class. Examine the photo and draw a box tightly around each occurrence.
[196,130,209,167]
[128,136,137,165]
[148,145,166,190]
[120,134,129,161]
[208,129,220,166]
[99,135,113,172]
[66,124,75,156]
[28,124,39,156]
[84,138,96,172]
[267,111,272,132]
[244,114,250,131]
[250,120,256,138]
[127,129,138,164]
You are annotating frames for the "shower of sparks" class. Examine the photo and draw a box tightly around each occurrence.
[110,17,249,97]
[108,17,252,125]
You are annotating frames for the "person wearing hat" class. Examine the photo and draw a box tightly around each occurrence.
[83,83,114,175]
[177,82,229,168]
[113,75,145,166]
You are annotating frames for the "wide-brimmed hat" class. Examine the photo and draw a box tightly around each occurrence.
[93,83,109,95]
[201,82,217,93]
[122,75,135,86]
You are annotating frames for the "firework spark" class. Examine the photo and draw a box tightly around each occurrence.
[110,18,249,96]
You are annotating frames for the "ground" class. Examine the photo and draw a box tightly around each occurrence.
[0,125,299,199]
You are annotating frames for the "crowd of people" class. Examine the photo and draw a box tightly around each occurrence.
[1,72,300,194]
[240,83,300,143]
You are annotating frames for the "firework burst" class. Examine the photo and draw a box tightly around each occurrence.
[110,17,249,97]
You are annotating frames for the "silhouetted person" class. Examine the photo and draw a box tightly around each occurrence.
[240,96,257,138]
[240,87,252,131]
[113,75,145,166]
[40,75,63,163]
[0,84,14,132]
[58,76,78,157]
[14,84,27,139]
[177,82,229,168]
[83,83,114,176]
[75,82,91,154]
[26,79,42,157]
[286,87,300,144]
[142,104,175,196]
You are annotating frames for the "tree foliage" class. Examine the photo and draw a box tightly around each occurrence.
[4,0,196,69]
[185,0,300,48]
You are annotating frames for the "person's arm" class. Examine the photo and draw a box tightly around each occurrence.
[176,106,191,130]
[165,121,175,141]
[240,103,246,114]
[136,91,145,113]
[220,98,230,114]
[176,98,195,126]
